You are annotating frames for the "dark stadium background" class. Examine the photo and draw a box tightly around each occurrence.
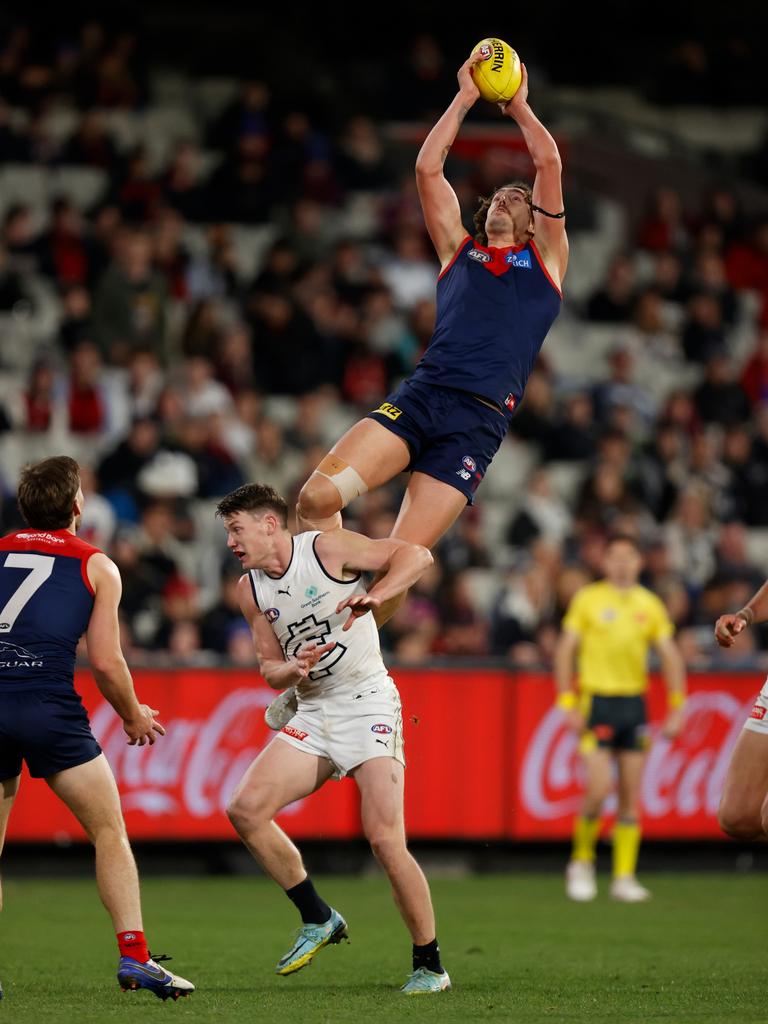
[0,0,767,875]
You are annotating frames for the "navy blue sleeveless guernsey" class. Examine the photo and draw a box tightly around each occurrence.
[0,528,99,692]
[410,235,562,414]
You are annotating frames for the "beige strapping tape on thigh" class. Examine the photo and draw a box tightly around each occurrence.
[316,454,369,507]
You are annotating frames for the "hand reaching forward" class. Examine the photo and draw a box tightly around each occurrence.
[714,613,749,648]
[336,594,382,631]
[124,704,166,746]
[292,640,336,677]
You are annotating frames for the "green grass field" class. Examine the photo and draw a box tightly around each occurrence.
[1,872,765,1024]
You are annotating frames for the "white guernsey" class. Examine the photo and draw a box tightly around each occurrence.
[250,531,403,775]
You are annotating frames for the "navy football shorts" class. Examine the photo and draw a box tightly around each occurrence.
[366,379,508,503]
[581,694,649,753]
[0,688,102,779]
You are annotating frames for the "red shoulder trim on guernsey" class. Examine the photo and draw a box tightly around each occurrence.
[80,550,96,596]
[438,235,472,281]
[529,240,563,299]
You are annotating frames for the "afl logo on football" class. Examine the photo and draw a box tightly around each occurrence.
[265,607,280,623]
[468,248,491,263]
[371,723,393,734]
[462,455,477,472]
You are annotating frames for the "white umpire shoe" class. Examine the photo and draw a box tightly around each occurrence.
[565,860,597,902]
[265,687,298,730]
[610,875,652,902]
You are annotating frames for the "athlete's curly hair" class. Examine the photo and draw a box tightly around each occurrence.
[473,181,534,246]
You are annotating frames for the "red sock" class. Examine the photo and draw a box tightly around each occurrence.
[117,930,149,963]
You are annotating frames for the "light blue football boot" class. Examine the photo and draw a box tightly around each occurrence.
[275,908,348,975]
[400,967,452,994]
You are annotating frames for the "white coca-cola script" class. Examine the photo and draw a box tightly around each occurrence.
[90,689,299,818]
[519,691,753,822]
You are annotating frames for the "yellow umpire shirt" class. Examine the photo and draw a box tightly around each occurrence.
[562,581,674,696]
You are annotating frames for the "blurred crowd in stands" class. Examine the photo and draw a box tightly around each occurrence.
[1,19,768,669]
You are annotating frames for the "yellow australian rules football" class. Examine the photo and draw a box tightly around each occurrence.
[471,38,522,103]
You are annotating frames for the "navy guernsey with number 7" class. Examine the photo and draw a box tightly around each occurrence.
[409,235,562,414]
[0,528,99,692]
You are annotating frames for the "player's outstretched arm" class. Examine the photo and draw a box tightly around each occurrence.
[553,629,584,732]
[85,553,165,745]
[714,578,768,647]
[656,636,687,739]
[415,51,484,268]
[315,530,433,630]
[235,575,335,689]
[498,64,568,281]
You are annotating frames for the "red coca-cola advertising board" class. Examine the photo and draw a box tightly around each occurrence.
[4,669,760,842]
[509,673,758,839]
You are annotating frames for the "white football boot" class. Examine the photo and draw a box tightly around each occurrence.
[610,875,652,902]
[565,860,597,902]
[265,686,298,730]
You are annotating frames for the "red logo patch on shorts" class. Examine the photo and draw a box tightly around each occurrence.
[594,724,615,741]
[749,705,766,721]
[282,725,309,740]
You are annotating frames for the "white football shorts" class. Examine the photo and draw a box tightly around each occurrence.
[743,677,768,735]
[274,679,405,779]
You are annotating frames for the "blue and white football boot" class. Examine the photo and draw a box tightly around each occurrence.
[275,908,349,975]
[400,967,452,994]
[117,953,195,1000]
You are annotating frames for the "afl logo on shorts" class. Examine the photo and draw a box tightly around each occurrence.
[265,607,280,623]
[371,723,393,734]
[462,455,477,472]
[468,248,491,263]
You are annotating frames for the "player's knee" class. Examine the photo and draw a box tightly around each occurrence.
[88,815,130,848]
[226,790,271,834]
[298,457,368,519]
[584,786,611,812]
[717,805,763,841]
[367,830,406,866]
[297,473,343,520]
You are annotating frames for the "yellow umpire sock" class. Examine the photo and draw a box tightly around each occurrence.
[612,820,641,878]
[571,815,601,863]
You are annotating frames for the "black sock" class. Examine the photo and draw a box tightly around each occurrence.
[413,938,443,974]
[285,877,332,925]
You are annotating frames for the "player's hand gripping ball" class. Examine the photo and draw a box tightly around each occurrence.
[471,38,522,103]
